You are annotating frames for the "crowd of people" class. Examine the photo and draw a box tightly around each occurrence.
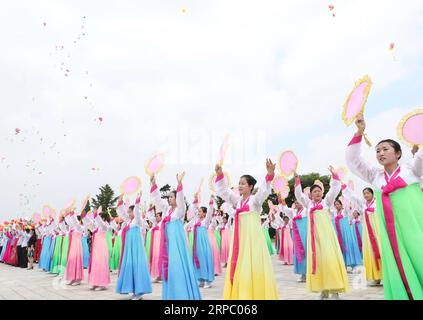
[1,115,422,300]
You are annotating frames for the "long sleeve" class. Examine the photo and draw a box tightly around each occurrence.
[94,214,108,231]
[278,204,296,219]
[346,134,379,184]
[132,204,142,227]
[409,149,423,178]
[294,177,312,208]
[169,184,186,221]
[150,182,169,214]
[203,204,214,227]
[117,204,130,222]
[250,174,274,210]
[214,174,240,207]
[324,175,342,208]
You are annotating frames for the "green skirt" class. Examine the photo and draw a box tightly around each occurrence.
[189,231,194,256]
[58,235,69,276]
[50,236,63,273]
[106,231,113,269]
[145,231,151,263]
[375,183,423,300]
[214,229,221,252]
[110,235,122,271]
[262,227,274,255]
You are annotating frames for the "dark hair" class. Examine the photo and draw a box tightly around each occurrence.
[283,216,290,221]
[310,184,322,193]
[334,199,343,207]
[376,139,402,160]
[240,175,257,188]
[129,205,135,212]
[354,211,361,216]
[155,212,162,217]
[102,213,111,222]
[170,191,177,198]
[362,187,374,195]
[200,207,207,214]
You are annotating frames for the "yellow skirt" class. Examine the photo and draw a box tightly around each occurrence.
[306,209,349,293]
[362,212,383,281]
[223,211,279,300]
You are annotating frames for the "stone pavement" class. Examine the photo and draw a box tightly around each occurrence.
[0,256,383,300]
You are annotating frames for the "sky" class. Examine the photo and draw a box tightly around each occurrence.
[1,0,422,220]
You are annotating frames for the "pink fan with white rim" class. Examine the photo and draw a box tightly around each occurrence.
[218,134,230,166]
[397,109,423,147]
[145,153,165,176]
[278,150,298,177]
[120,176,142,196]
[336,166,348,181]
[342,75,372,126]
[42,205,51,218]
[33,213,41,223]
[272,175,289,195]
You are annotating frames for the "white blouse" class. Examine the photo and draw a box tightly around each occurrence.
[346,134,423,189]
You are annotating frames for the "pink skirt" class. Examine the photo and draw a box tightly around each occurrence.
[65,231,84,282]
[88,230,110,287]
[207,229,222,275]
[149,230,161,279]
[279,228,294,265]
[220,228,231,265]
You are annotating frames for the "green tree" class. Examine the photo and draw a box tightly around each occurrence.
[91,184,119,218]
[160,184,171,199]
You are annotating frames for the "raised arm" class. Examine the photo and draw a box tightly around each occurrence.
[251,159,276,210]
[345,115,379,184]
[409,146,423,178]
[171,172,187,221]
[294,175,312,208]
[324,168,342,208]
[203,197,214,227]
[149,175,169,214]
[214,164,240,207]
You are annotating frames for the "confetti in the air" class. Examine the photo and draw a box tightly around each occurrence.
[15,128,21,135]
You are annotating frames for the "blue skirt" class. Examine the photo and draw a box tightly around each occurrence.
[82,235,90,269]
[162,219,202,300]
[350,221,363,262]
[293,217,308,275]
[116,226,152,295]
[38,236,51,270]
[0,237,9,261]
[333,217,362,267]
[193,226,215,282]
[45,237,56,272]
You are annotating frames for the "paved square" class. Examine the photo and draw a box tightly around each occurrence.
[0,255,383,300]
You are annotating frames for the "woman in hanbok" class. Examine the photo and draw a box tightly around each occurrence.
[150,172,202,300]
[88,207,111,290]
[116,192,152,300]
[332,199,362,271]
[346,114,423,300]
[65,211,85,285]
[294,167,349,299]
[343,186,382,286]
[261,214,274,256]
[278,196,307,282]
[186,195,216,288]
[214,159,279,300]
